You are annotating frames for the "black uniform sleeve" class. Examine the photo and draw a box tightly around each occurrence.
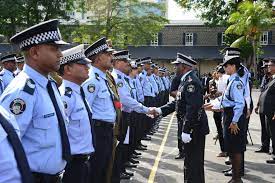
[160,100,176,117]
[183,80,204,133]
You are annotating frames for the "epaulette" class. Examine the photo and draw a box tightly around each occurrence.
[95,73,100,81]
[235,76,240,81]
[23,78,35,95]
[65,87,73,98]
[124,77,129,82]
[117,74,122,79]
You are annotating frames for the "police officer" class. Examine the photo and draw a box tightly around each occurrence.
[111,51,154,181]
[0,105,33,183]
[219,49,246,183]
[154,53,209,183]
[254,58,272,153]
[0,19,71,183]
[58,45,95,183]
[259,58,275,164]
[82,37,116,183]
[14,56,25,76]
[0,54,17,89]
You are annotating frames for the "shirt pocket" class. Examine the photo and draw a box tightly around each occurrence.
[32,113,57,148]
[97,91,110,107]
[69,110,85,137]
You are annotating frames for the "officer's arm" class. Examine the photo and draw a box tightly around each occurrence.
[82,80,99,106]
[183,81,203,133]
[0,90,35,138]
[61,95,74,118]
[231,81,245,123]
[160,100,176,117]
[117,80,148,114]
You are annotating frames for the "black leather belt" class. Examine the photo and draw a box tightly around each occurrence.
[72,154,90,161]
[93,119,114,128]
[32,171,64,183]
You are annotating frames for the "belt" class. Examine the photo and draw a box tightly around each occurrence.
[72,154,90,161]
[32,171,64,183]
[93,119,114,128]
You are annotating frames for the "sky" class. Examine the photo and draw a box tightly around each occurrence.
[167,0,200,21]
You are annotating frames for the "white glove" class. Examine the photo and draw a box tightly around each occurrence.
[155,108,162,115]
[181,132,192,143]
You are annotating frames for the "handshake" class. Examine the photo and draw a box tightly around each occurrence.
[146,107,162,118]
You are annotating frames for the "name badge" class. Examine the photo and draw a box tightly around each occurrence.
[44,113,55,118]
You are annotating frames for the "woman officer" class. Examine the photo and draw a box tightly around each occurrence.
[221,48,246,183]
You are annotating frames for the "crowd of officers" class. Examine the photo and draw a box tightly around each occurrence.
[0,19,171,183]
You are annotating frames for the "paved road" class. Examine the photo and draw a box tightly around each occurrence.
[122,90,275,183]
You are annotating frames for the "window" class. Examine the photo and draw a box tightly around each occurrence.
[185,33,193,46]
[221,32,226,45]
[260,31,268,45]
[150,34,158,46]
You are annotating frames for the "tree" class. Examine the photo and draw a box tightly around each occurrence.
[0,0,75,39]
[225,0,275,71]
[69,0,168,48]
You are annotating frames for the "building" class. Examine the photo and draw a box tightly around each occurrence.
[128,23,275,75]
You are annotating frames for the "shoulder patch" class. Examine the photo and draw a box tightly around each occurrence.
[117,81,123,88]
[186,84,195,93]
[88,84,95,93]
[10,98,26,115]
[65,87,72,97]
[95,73,100,81]
[23,79,35,95]
[237,83,243,90]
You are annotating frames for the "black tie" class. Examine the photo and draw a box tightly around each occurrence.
[47,81,71,161]
[80,87,96,149]
[0,113,34,183]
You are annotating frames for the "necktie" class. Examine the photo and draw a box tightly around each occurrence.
[80,87,96,148]
[47,81,71,161]
[0,113,34,183]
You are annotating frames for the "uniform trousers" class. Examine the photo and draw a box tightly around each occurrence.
[260,113,270,150]
[266,113,275,155]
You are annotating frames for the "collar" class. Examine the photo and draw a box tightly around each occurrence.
[63,79,81,94]
[143,70,147,75]
[3,68,14,76]
[180,70,193,82]
[23,64,49,88]
[228,73,238,82]
[92,66,106,80]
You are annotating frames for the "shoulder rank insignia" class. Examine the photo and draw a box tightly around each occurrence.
[187,84,195,93]
[88,84,95,93]
[65,87,72,97]
[95,73,100,81]
[235,76,240,81]
[10,98,26,115]
[23,78,35,95]
[117,74,122,79]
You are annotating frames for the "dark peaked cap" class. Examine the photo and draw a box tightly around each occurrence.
[84,37,114,58]
[10,19,67,50]
[171,53,197,67]
[113,50,131,61]
[1,53,17,63]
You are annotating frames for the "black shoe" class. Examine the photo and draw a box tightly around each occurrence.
[120,172,131,180]
[125,162,137,168]
[142,136,151,141]
[255,147,269,153]
[133,151,142,156]
[140,144,147,148]
[225,157,231,165]
[266,158,275,164]
[129,158,139,164]
[137,145,147,151]
[123,171,134,177]
[224,170,244,177]
[131,154,139,159]
[222,167,232,173]
[175,153,185,159]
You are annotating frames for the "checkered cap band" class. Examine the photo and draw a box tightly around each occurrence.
[86,44,109,58]
[113,55,129,60]
[226,50,240,56]
[60,51,84,65]
[19,30,61,49]
[1,56,17,63]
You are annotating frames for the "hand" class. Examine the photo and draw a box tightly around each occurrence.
[202,103,213,111]
[272,114,275,121]
[181,132,192,143]
[147,107,161,118]
[228,123,240,135]
[254,106,259,114]
[246,109,251,119]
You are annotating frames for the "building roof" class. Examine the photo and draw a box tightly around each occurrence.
[128,45,275,60]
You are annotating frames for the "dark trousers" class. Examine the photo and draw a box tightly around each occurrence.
[90,122,114,183]
[112,143,129,183]
[184,134,206,183]
[266,114,275,155]
[260,113,270,149]
[63,155,91,183]
[213,111,224,152]
[177,118,184,155]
